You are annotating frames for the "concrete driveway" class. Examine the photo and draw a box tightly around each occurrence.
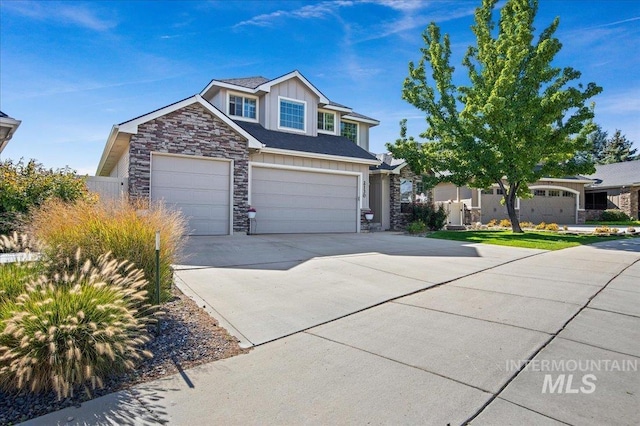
[24,234,640,425]
[173,233,543,346]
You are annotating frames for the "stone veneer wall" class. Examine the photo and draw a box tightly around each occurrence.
[128,103,250,233]
[389,167,419,230]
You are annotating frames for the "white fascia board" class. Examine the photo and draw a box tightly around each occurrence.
[199,80,262,96]
[258,71,330,104]
[537,177,595,184]
[342,114,380,126]
[259,147,380,165]
[323,104,352,113]
[96,125,124,176]
[117,95,263,149]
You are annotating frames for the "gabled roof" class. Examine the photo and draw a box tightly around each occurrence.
[96,95,263,176]
[235,121,379,165]
[370,153,406,173]
[201,70,329,104]
[0,111,21,154]
[217,76,269,89]
[584,160,640,189]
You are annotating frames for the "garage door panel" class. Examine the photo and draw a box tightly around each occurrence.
[151,155,230,236]
[252,193,355,210]
[251,167,358,234]
[152,171,229,191]
[255,169,354,186]
[253,180,355,199]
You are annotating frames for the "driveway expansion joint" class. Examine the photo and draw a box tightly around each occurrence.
[463,255,640,424]
[304,331,494,395]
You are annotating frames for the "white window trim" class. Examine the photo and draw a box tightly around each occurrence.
[227,91,259,122]
[277,96,307,133]
[317,109,336,135]
[340,119,359,144]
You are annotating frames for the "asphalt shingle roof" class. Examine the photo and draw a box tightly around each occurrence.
[218,76,269,89]
[234,121,377,161]
[584,161,640,188]
[0,111,8,118]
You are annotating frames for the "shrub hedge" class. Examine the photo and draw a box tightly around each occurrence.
[409,203,448,231]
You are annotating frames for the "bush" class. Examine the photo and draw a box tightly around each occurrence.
[594,226,619,234]
[520,221,535,229]
[29,198,187,303]
[406,220,427,234]
[0,234,43,304]
[600,209,631,222]
[0,159,94,234]
[545,223,559,231]
[499,219,511,228]
[535,222,547,230]
[0,252,154,398]
[487,219,498,227]
[409,203,448,231]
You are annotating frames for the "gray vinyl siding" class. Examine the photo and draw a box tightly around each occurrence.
[266,79,319,136]
[109,150,130,178]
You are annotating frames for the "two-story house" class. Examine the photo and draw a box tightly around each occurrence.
[96,70,380,235]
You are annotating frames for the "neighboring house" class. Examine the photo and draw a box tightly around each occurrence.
[0,111,21,154]
[432,177,593,225]
[373,153,594,225]
[583,161,640,220]
[96,70,380,235]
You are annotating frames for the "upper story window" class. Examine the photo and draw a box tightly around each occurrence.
[317,111,335,133]
[279,97,306,132]
[341,121,358,143]
[228,94,257,120]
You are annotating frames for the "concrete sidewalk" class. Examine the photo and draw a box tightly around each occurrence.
[21,236,640,425]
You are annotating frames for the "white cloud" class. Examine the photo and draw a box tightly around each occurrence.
[234,1,354,28]
[2,1,116,31]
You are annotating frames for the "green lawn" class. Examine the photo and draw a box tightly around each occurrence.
[426,230,634,250]
[586,220,640,226]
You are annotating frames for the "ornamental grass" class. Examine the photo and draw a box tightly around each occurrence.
[29,198,187,303]
[0,250,154,399]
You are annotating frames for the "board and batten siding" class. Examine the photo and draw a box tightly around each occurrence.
[109,150,130,178]
[266,79,319,136]
[250,152,370,209]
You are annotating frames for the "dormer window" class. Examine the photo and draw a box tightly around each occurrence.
[228,93,257,120]
[317,111,335,133]
[278,97,306,132]
[340,121,358,143]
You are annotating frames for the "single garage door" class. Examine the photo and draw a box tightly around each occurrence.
[251,167,359,234]
[151,154,230,235]
[520,189,576,224]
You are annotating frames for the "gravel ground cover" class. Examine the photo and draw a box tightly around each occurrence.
[0,286,249,425]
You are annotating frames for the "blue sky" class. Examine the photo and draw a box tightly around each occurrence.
[1,0,638,174]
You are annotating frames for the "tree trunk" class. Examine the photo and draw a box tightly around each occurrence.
[500,181,523,233]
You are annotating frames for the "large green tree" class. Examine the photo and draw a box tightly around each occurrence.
[600,130,637,164]
[388,0,602,232]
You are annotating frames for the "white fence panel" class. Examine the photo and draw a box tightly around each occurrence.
[85,176,128,201]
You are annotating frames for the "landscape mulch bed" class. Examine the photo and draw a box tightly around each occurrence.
[0,286,249,425]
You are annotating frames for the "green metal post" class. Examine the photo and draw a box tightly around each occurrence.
[155,231,161,334]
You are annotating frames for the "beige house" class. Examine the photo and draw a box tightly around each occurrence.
[432,177,593,225]
[96,71,380,235]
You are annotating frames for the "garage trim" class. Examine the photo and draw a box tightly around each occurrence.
[248,162,364,233]
[150,152,235,235]
[528,184,580,223]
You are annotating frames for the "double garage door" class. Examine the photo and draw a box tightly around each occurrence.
[480,190,577,224]
[150,154,359,235]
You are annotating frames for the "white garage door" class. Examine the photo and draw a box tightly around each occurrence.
[151,154,230,235]
[251,167,359,234]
